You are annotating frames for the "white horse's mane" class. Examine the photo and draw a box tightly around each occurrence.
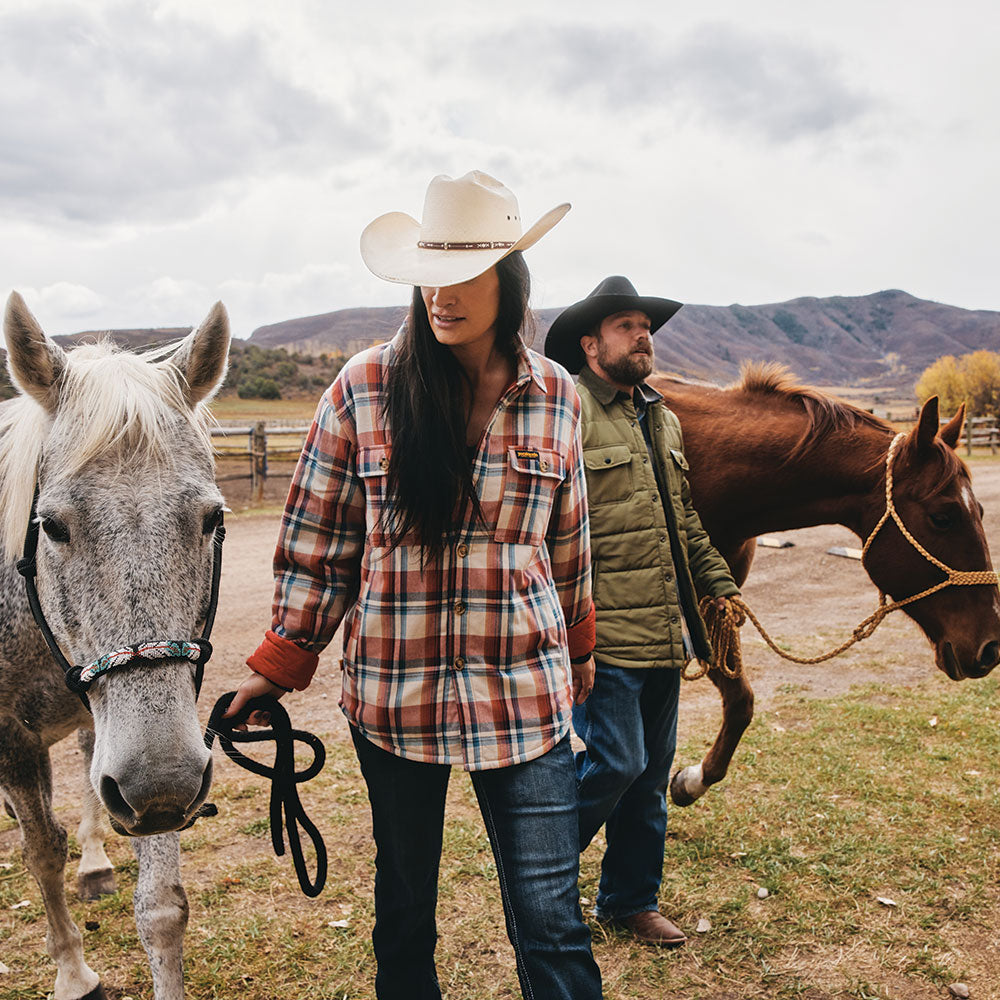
[0,339,214,558]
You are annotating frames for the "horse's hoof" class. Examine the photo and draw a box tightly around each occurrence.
[79,984,108,1000]
[78,868,117,900]
[669,764,708,807]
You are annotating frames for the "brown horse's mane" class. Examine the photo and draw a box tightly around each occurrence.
[704,362,962,496]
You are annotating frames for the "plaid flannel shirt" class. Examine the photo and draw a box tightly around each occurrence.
[260,333,592,770]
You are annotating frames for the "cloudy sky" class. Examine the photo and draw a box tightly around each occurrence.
[3,0,998,338]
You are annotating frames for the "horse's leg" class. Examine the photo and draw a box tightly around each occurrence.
[670,653,756,806]
[131,831,188,1000]
[0,719,105,1000]
[75,728,116,900]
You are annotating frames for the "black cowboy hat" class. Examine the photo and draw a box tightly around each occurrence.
[544,275,682,375]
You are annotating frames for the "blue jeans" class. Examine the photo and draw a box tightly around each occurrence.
[350,727,602,1000]
[574,661,681,920]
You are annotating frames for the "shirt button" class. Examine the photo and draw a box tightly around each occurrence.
[665,573,673,582]
[643,457,648,464]
[453,656,465,670]
[660,535,666,542]
[378,456,389,471]
[454,601,466,616]
[539,460,549,472]
[456,542,469,558]
[604,457,612,464]
[672,616,679,624]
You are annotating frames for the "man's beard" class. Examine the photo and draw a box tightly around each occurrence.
[597,340,654,386]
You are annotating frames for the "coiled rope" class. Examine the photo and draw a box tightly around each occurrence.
[204,693,328,898]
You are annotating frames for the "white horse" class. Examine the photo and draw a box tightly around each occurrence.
[0,292,230,1000]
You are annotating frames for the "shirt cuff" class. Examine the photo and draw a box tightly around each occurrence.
[246,630,319,691]
[566,604,596,661]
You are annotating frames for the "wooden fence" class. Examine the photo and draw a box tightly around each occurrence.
[212,422,310,502]
[964,415,998,455]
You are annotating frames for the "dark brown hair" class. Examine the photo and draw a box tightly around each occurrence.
[380,251,532,557]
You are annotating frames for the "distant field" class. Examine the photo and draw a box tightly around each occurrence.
[210,396,320,423]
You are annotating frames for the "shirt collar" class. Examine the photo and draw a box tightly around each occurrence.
[578,364,660,407]
[517,340,548,393]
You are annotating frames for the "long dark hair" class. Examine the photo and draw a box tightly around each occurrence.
[380,251,533,557]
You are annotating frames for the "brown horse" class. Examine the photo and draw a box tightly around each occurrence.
[653,363,1000,807]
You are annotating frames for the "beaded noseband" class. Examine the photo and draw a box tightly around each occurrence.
[16,488,224,710]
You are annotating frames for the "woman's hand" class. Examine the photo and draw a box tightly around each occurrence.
[571,656,595,705]
[224,671,289,728]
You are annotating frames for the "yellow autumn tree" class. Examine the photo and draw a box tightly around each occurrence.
[957,350,1000,418]
[914,354,966,414]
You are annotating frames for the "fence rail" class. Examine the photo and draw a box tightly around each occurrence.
[212,422,310,501]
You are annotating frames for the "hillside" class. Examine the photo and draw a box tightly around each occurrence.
[248,289,1000,398]
[2,289,996,405]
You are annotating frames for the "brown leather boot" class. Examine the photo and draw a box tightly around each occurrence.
[615,909,687,946]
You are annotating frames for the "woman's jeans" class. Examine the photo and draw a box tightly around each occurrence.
[573,661,681,920]
[350,727,602,1000]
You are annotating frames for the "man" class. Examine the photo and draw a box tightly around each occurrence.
[544,275,740,946]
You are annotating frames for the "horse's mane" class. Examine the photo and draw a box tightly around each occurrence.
[732,361,893,462]
[0,339,213,558]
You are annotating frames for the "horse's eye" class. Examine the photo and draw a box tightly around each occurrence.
[41,517,70,543]
[929,511,953,531]
[202,508,224,535]
[978,502,985,518]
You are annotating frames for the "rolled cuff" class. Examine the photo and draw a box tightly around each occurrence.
[246,630,319,691]
[566,604,596,661]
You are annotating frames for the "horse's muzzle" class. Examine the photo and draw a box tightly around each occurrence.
[101,756,213,836]
[939,640,1000,681]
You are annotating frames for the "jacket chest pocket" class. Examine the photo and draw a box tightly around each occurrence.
[663,447,689,499]
[493,446,566,546]
[356,445,392,545]
[583,443,634,506]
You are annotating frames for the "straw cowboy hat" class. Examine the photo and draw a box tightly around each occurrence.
[360,170,570,287]
[544,275,683,375]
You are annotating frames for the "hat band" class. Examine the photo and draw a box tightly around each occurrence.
[417,240,516,250]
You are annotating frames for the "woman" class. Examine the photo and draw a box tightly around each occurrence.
[229,171,602,999]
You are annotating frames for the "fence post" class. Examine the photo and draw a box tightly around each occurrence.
[250,421,267,503]
[966,416,973,456]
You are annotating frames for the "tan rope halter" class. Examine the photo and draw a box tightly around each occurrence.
[682,431,999,680]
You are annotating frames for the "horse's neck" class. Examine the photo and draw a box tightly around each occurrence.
[678,400,891,545]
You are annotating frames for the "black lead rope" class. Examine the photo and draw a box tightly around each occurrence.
[205,693,328,898]
[18,488,327,897]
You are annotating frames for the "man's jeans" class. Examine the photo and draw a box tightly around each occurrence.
[573,661,681,920]
[350,727,602,1000]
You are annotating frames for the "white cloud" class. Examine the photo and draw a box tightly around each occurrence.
[18,282,104,320]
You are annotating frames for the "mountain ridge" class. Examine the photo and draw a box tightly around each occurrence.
[246,289,1000,394]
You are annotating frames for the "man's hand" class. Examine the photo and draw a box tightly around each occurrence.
[572,656,595,705]
[224,671,289,728]
[713,596,729,612]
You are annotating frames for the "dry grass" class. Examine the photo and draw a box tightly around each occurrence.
[2,670,998,999]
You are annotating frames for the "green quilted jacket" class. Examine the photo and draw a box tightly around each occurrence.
[577,366,739,669]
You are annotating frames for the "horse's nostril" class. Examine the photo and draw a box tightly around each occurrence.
[979,640,1000,670]
[100,774,136,825]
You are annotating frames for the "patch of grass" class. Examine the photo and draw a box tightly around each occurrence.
[3,675,1000,999]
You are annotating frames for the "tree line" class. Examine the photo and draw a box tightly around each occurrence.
[915,350,1000,419]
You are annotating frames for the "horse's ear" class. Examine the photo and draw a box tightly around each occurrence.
[169,301,230,407]
[939,402,965,450]
[3,291,67,413]
[913,395,940,451]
